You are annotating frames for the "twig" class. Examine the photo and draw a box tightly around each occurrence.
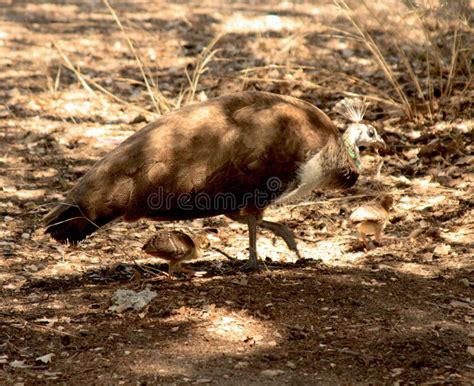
[211,247,236,261]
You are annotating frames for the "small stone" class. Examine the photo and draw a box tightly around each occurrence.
[286,361,296,369]
[21,233,30,240]
[194,379,212,384]
[434,244,451,256]
[467,347,474,356]
[26,264,38,272]
[341,49,354,58]
[234,361,249,369]
[260,369,285,377]
[391,368,404,377]
[460,278,470,287]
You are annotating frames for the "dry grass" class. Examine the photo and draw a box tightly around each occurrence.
[37,0,472,123]
[334,0,472,120]
[182,33,223,106]
[103,0,171,114]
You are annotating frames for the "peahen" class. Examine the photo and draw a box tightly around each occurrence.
[44,91,385,269]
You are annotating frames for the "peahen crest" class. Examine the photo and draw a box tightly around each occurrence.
[336,98,368,123]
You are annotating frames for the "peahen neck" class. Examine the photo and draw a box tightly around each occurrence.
[343,128,361,169]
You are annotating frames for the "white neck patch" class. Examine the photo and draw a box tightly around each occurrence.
[275,151,326,204]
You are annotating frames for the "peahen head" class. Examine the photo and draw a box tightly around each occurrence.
[344,122,385,149]
[337,98,386,167]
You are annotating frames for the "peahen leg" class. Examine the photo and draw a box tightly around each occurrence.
[226,213,301,264]
[258,220,302,259]
[241,214,260,270]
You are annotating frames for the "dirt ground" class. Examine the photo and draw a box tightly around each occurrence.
[0,1,473,384]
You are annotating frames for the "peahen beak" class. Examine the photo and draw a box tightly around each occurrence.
[374,135,386,149]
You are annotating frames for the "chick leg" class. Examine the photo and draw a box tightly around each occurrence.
[168,262,176,280]
[358,230,371,250]
[258,220,302,259]
[373,226,383,246]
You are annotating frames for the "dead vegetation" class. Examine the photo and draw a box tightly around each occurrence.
[0,0,472,384]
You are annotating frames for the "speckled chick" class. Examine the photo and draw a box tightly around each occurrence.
[142,231,210,277]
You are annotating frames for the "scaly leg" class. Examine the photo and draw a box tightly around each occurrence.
[259,220,302,259]
[167,262,176,280]
[241,214,260,271]
[226,213,301,260]
[374,226,383,246]
[358,230,371,250]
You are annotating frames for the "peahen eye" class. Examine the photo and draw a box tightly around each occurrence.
[368,128,375,138]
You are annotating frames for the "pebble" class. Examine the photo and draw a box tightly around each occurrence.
[26,264,38,272]
[234,361,249,369]
[260,369,285,377]
[460,278,470,287]
[21,233,30,240]
[286,361,296,369]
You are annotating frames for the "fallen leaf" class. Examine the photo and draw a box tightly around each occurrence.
[36,353,54,364]
[10,359,29,368]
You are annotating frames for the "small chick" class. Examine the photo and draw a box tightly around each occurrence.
[349,195,393,249]
[142,231,210,278]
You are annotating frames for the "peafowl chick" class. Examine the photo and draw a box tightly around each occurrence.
[142,231,210,278]
[349,195,393,249]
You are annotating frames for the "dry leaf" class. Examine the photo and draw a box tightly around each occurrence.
[36,353,54,364]
[10,359,29,368]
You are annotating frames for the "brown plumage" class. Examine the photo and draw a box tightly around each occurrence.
[44,91,385,269]
[142,231,209,277]
[349,195,393,249]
